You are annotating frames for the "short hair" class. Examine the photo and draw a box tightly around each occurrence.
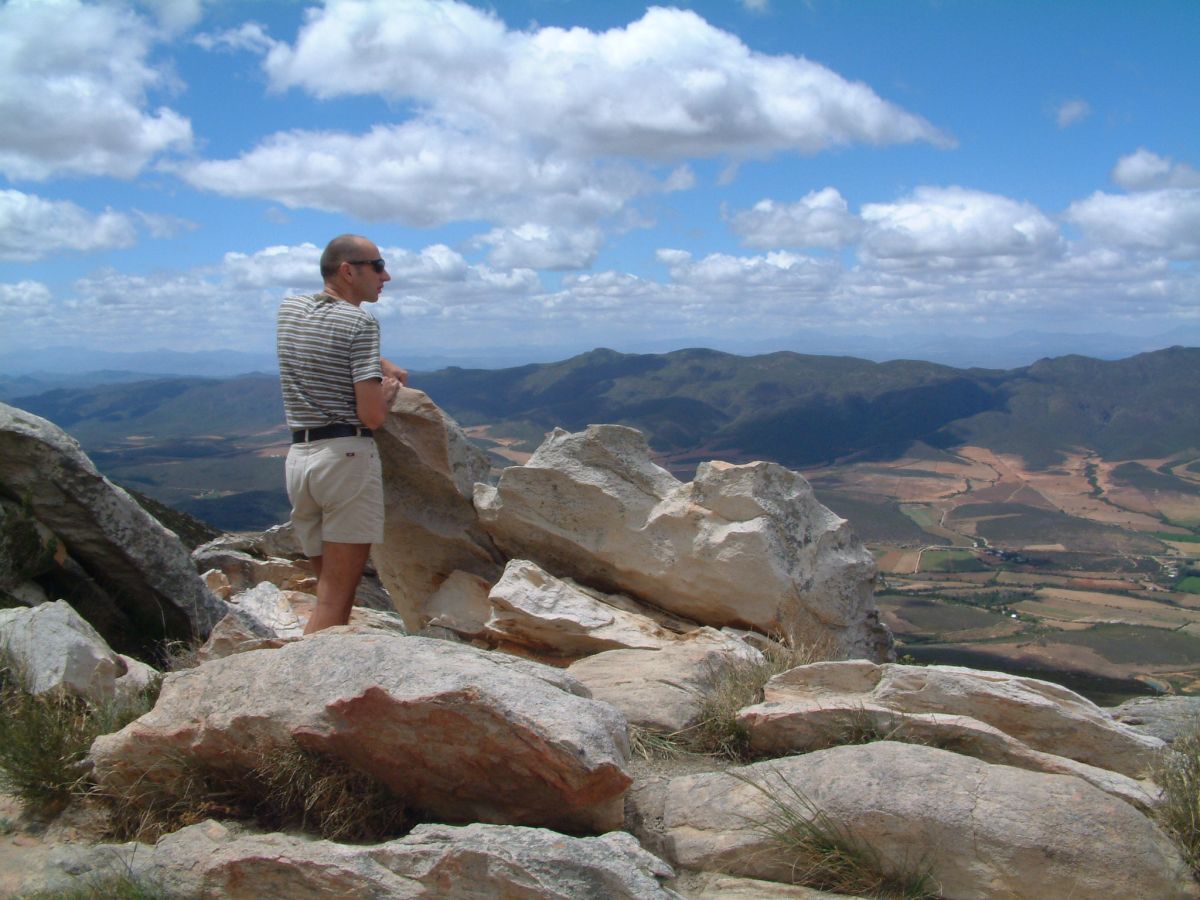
[319,234,367,280]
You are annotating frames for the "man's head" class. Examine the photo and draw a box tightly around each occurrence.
[320,234,390,304]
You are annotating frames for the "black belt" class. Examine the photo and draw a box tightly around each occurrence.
[291,424,373,443]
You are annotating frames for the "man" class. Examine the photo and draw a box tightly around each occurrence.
[277,234,406,633]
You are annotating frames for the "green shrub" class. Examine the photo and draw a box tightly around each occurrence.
[17,870,169,900]
[738,771,938,898]
[0,664,156,816]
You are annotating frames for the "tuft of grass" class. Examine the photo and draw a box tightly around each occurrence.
[686,635,836,761]
[158,637,203,672]
[628,724,689,761]
[16,870,169,900]
[99,743,410,844]
[737,771,939,899]
[0,664,156,817]
[1153,724,1200,876]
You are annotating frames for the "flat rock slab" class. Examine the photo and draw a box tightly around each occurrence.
[22,819,679,899]
[661,741,1195,899]
[756,660,1163,777]
[90,632,632,833]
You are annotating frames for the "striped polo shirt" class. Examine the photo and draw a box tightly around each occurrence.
[276,292,383,429]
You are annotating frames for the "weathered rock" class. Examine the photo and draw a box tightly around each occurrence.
[482,559,693,660]
[569,635,764,733]
[423,569,494,637]
[744,661,1163,778]
[22,819,679,899]
[90,631,630,833]
[372,387,504,630]
[0,600,158,706]
[661,742,1196,899]
[0,497,60,594]
[0,403,224,650]
[739,702,1156,810]
[475,425,890,659]
[669,871,845,898]
[1110,695,1200,745]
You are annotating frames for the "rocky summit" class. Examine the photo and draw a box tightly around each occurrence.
[2,387,1197,899]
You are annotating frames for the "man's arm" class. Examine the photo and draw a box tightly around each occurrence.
[381,357,408,386]
[355,376,401,430]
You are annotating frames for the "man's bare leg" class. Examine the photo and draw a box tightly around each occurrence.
[304,541,372,634]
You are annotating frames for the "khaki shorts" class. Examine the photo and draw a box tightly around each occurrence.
[285,436,383,557]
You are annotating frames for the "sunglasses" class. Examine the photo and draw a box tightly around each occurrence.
[347,258,386,273]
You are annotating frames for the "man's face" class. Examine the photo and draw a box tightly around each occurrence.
[345,241,391,303]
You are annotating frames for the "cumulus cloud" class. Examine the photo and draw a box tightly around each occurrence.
[1055,99,1091,129]
[0,190,137,261]
[1112,148,1200,190]
[194,21,277,54]
[473,223,605,270]
[0,0,192,181]
[136,0,205,34]
[1065,188,1200,259]
[729,188,861,250]
[180,122,652,226]
[262,2,949,160]
[859,186,1063,267]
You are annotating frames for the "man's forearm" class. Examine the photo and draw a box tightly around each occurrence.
[381,357,408,385]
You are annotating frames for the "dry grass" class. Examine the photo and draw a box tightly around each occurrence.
[1153,724,1200,877]
[738,770,939,899]
[99,743,410,844]
[685,632,837,761]
[0,661,156,818]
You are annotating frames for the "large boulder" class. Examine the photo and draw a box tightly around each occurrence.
[1109,695,1200,745]
[90,631,631,833]
[741,660,1163,778]
[372,387,505,630]
[0,600,158,706]
[475,425,890,659]
[22,819,678,899]
[0,403,224,651]
[658,742,1196,899]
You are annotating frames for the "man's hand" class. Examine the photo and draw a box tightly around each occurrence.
[382,375,401,405]
[381,357,408,386]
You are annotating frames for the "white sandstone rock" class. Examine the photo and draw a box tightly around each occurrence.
[475,425,890,659]
[661,742,1195,899]
[372,387,504,630]
[0,600,158,706]
[90,631,630,833]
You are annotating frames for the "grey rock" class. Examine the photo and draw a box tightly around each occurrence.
[0,403,224,650]
[1109,695,1200,745]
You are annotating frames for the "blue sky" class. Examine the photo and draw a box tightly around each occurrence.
[1,0,1197,370]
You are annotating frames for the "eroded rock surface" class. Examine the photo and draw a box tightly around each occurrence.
[372,387,504,630]
[660,742,1194,899]
[0,403,223,650]
[90,631,630,833]
[475,425,890,659]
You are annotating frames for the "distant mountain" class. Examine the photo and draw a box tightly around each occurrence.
[419,346,1200,470]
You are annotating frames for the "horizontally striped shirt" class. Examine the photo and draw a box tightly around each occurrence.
[276,292,382,429]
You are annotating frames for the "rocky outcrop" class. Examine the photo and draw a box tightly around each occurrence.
[90,631,631,833]
[739,660,1163,778]
[0,403,224,651]
[0,600,157,706]
[475,425,890,659]
[1110,695,1200,744]
[23,819,679,899]
[568,636,764,733]
[656,742,1195,899]
[372,387,505,630]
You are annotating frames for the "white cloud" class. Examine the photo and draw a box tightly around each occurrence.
[1112,148,1200,190]
[729,188,861,250]
[262,1,950,159]
[1055,99,1091,129]
[194,22,278,54]
[859,186,1063,267]
[179,121,653,226]
[0,190,137,261]
[1065,188,1200,259]
[739,0,771,12]
[0,0,192,181]
[473,223,605,270]
[133,210,199,239]
[136,0,204,34]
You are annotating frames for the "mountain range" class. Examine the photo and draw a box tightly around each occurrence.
[3,345,1198,530]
